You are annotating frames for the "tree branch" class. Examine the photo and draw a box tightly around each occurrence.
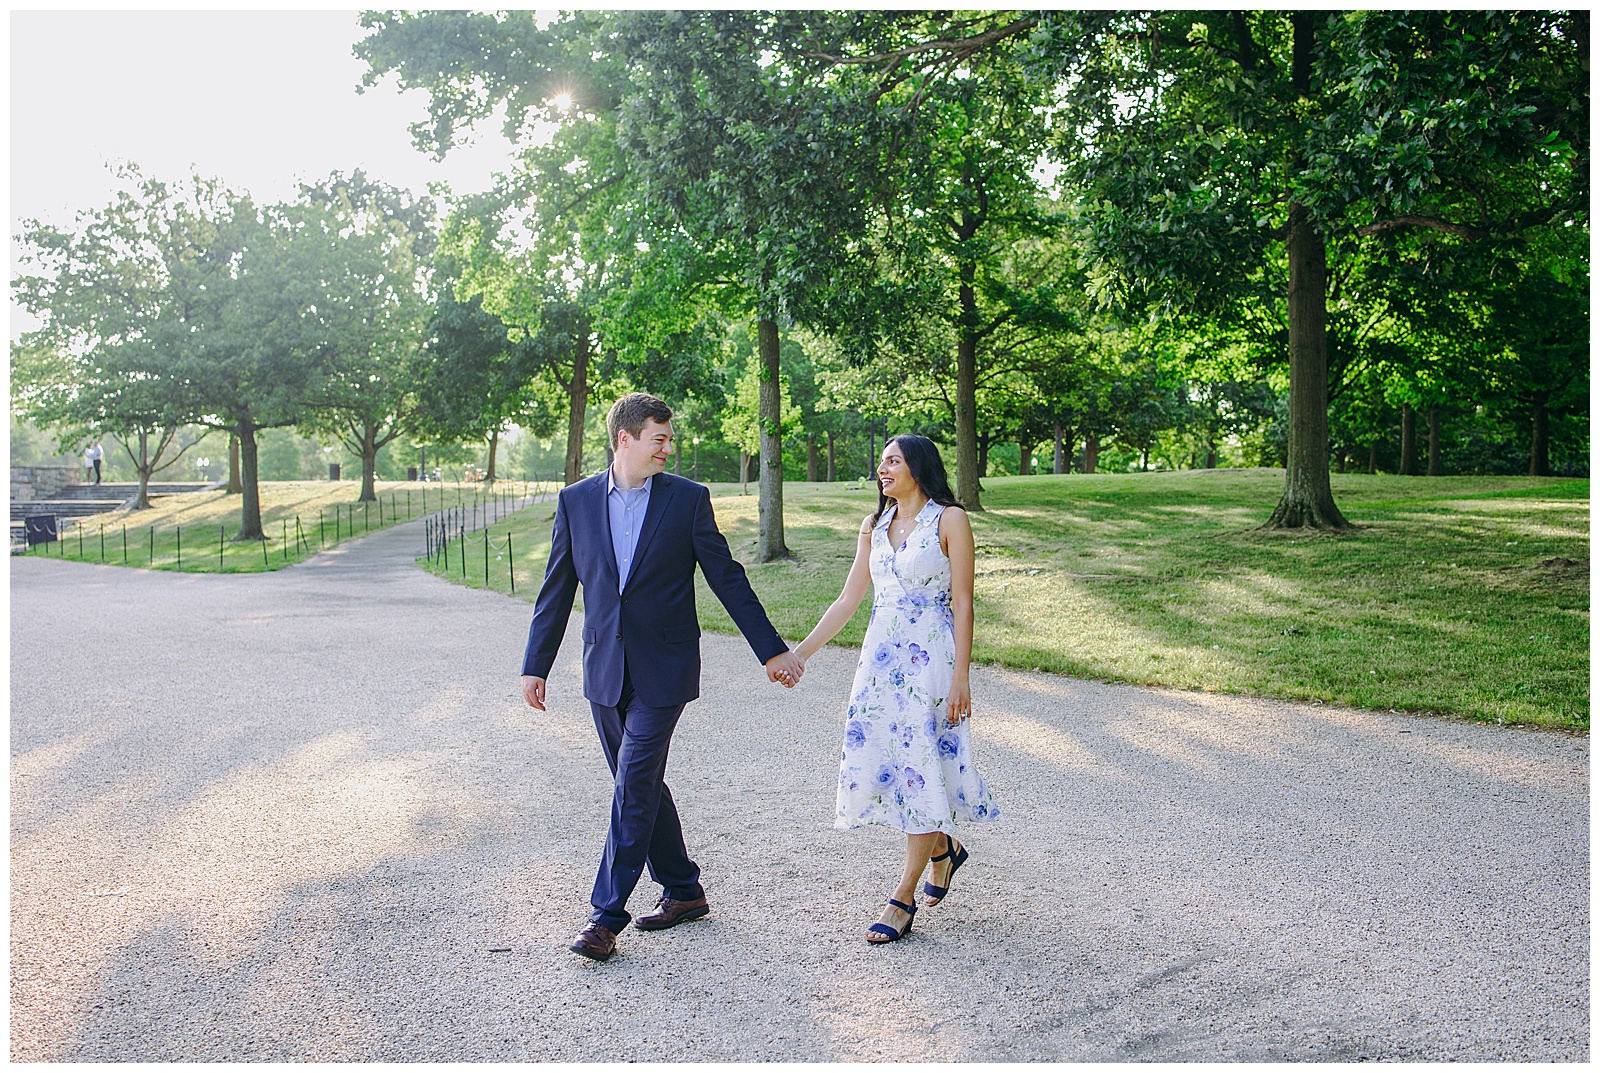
[1355,215,1487,241]
[796,18,1038,70]
[545,174,624,222]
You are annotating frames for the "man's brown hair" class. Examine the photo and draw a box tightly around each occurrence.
[607,392,674,448]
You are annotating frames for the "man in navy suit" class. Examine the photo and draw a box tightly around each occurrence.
[520,392,807,962]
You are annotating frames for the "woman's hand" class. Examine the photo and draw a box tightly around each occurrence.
[946,675,971,726]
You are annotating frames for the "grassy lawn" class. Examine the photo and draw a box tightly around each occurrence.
[452,470,1589,730]
[23,479,551,573]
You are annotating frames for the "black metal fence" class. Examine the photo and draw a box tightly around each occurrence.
[422,483,547,594]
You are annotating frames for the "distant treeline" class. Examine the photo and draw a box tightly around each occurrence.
[12,11,1586,546]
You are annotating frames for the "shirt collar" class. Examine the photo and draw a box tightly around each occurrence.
[606,465,650,496]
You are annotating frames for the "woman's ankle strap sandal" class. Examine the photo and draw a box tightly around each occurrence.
[865,898,917,943]
[922,834,970,904]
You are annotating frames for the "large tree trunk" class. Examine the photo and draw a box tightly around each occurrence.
[563,326,590,486]
[359,424,380,502]
[1529,400,1550,476]
[1084,431,1099,474]
[1399,403,1418,475]
[485,427,500,484]
[1368,437,1380,474]
[1018,443,1032,476]
[225,433,242,494]
[1264,204,1348,529]
[133,430,153,510]
[1053,420,1065,474]
[756,316,789,561]
[806,432,818,482]
[977,430,991,485]
[826,430,836,482]
[739,448,750,494]
[1427,406,1443,476]
[1205,437,1217,469]
[954,261,983,511]
[234,421,266,542]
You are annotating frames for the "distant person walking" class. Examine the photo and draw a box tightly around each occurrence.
[89,440,103,484]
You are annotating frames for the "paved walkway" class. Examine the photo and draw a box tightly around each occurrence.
[9,516,1589,1060]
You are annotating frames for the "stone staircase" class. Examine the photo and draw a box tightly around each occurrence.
[10,481,216,549]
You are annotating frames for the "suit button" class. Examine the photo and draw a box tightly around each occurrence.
[615,633,622,641]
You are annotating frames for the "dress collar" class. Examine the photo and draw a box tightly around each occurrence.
[880,497,934,529]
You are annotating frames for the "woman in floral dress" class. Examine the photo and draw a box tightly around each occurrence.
[795,434,998,943]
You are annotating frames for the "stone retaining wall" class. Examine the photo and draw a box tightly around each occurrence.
[11,466,83,503]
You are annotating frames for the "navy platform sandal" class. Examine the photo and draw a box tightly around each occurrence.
[865,898,917,944]
[921,834,969,906]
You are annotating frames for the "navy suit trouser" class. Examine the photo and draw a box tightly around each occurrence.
[588,665,705,932]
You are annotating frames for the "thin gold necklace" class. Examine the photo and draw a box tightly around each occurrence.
[888,496,927,547]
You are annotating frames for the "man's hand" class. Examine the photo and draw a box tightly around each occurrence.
[521,675,548,711]
[765,650,805,689]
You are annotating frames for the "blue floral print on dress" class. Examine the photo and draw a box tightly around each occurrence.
[834,499,999,833]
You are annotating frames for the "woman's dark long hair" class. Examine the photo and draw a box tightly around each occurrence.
[872,434,962,525]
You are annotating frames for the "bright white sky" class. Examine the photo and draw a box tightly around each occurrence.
[9,8,525,339]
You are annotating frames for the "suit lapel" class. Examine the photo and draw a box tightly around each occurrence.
[590,470,621,591]
[622,474,674,594]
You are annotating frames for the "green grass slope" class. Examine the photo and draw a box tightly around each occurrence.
[442,470,1589,730]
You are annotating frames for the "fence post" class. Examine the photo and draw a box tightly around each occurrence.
[508,531,515,594]
[123,524,127,565]
[484,527,489,585]
[220,525,225,572]
[100,524,105,562]
[261,537,269,569]
[150,526,154,565]
[176,525,182,570]
[282,518,288,562]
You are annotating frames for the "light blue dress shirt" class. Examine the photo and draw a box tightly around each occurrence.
[606,466,652,591]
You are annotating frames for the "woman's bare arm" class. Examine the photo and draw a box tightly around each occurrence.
[940,506,975,723]
[795,517,876,661]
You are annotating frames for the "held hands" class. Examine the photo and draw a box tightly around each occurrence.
[766,648,806,689]
[946,675,972,726]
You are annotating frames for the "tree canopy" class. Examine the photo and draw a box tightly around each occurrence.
[13,11,1587,536]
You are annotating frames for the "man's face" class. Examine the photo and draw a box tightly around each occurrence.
[616,418,674,477]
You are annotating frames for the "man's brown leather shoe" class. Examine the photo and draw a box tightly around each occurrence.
[568,922,618,961]
[633,895,710,931]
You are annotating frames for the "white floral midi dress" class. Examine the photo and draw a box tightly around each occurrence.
[835,499,1000,833]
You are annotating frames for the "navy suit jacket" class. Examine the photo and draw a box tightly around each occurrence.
[521,470,788,708]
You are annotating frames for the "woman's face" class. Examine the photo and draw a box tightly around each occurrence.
[877,442,919,498]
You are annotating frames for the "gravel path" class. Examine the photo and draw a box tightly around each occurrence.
[10,515,1589,1061]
